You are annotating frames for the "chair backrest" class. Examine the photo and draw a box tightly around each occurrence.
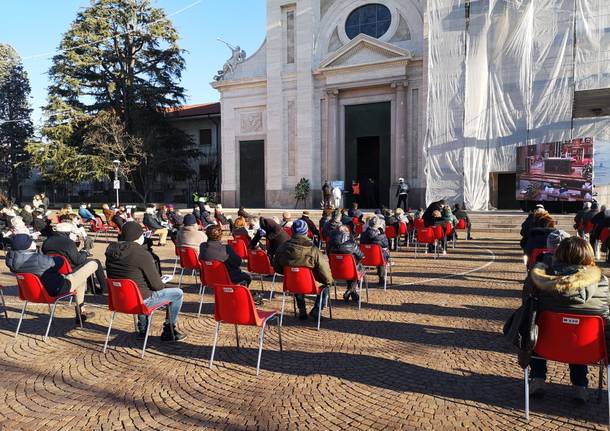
[600,227,610,243]
[213,284,262,326]
[201,260,232,288]
[15,273,54,303]
[247,249,274,275]
[456,218,467,230]
[328,254,359,281]
[283,226,293,237]
[416,227,436,244]
[282,266,319,295]
[355,224,364,235]
[233,233,251,244]
[359,243,385,267]
[399,222,407,235]
[444,222,453,236]
[106,278,149,315]
[535,311,608,365]
[178,247,199,270]
[528,248,554,268]
[433,225,444,240]
[385,226,397,239]
[414,218,425,230]
[47,253,73,274]
[228,238,248,260]
[352,217,360,226]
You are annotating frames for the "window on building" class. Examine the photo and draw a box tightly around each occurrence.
[345,4,392,40]
[286,10,295,64]
[199,129,212,147]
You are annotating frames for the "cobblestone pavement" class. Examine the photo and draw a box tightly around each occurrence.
[0,232,609,430]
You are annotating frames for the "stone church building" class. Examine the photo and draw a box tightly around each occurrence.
[213,0,423,209]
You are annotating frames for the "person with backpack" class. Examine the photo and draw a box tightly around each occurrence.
[395,178,410,212]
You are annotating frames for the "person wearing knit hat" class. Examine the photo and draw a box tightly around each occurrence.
[273,219,333,322]
[176,214,207,252]
[6,233,98,324]
[299,211,320,244]
[361,215,391,287]
[105,221,186,342]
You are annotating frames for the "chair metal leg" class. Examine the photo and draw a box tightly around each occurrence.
[0,289,7,319]
[192,269,196,289]
[279,292,287,327]
[333,282,338,301]
[172,256,178,277]
[197,284,206,317]
[269,274,276,300]
[292,296,297,317]
[15,301,28,338]
[358,278,363,310]
[276,317,283,353]
[234,324,240,348]
[209,321,221,368]
[256,324,266,376]
[103,311,116,353]
[141,312,154,359]
[389,263,393,286]
[365,274,369,303]
[178,268,184,289]
[44,303,58,342]
[326,287,332,320]
[260,275,265,293]
[524,367,529,421]
[316,292,323,331]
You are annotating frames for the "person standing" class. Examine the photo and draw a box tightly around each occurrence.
[322,181,332,208]
[395,178,410,212]
[351,180,361,206]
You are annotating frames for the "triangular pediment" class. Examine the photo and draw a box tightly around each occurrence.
[319,34,411,69]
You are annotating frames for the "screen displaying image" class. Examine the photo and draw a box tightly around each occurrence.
[516,138,593,202]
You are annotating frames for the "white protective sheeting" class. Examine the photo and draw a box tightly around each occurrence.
[425,0,610,210]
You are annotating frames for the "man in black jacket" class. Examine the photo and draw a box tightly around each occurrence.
[300,211,320,244]
[105,222,186,341]
[200,225,252,286]
[327,225,364,303]
[360,217,390,286]
[42,222,107,293]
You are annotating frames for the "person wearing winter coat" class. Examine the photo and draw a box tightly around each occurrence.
[175,214,207,252]
[231,216,252,241]
[199,225,251,286]
[589,206,609,253]
[322,210,343,240]
[574,202,592,238]
[521,214,556,254]
[7,233,97,323]
[105,222,186,342]
[300,211,320,239]
[78,204,95,223]
[249,217,290,261]
[273,220,333,320]
[347,202,363,221]
[42,222,107,293]
[524,237,610,403]
[395,178,410,212]
[143,205,168,246]
[360,216,390,285]
[453,204,473,240]
[423,200,446,227]
[327,225,364,303]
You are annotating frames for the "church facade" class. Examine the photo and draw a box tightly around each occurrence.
[212,0,425,209]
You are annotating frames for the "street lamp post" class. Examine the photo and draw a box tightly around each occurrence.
[112,160,120,207]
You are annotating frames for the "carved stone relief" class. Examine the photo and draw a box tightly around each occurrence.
[240,112,263,134]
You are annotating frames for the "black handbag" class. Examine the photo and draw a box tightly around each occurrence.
[503,295,539,368]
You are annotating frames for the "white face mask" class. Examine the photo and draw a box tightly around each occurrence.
[135,235,145,245]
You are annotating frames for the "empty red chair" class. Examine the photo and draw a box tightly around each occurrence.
[0,283,7,319]
[281,266,332,331]
[177,247,199,289]
[103,279,174,359]
[414,227,438,258]
[455,218,467,230]
[328,254,368,309]
[524,312,608,422]
[229,238,249,261]
[209,284,282,375]
[385,226,399,251]
[14,273,82,341]
[90,218,113,240]
[359,243,392,290]
[247,249,278,300]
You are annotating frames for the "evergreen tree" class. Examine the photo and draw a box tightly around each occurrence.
[0,44,33,201]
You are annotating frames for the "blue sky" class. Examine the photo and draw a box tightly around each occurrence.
[1,0,266,127]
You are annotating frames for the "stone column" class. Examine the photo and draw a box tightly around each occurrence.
[326,89,339,181]
[392,81,408,182]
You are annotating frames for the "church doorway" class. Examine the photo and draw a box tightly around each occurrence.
[239,140,265,207]
[345,102,391,208]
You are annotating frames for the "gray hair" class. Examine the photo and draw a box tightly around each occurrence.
[546,229,571,250]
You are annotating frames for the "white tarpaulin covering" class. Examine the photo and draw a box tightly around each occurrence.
[425,0,610,210]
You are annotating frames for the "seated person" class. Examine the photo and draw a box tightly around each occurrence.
[31,211,53,237]
[20,205,33,226]
[524,237,609,403]
[6,233,97,322]
[249,217,290,261]
[322,210,343,240]
[215,204,232,230]
[111,207,127,231]
[273,220,333,320]
[105,222,185,341]
[300,211,320,240]
[175,214,206,252]
[318,208,332,236]
[78,204,95,222]
[231,216,251,241]
[538,230,570,266]
[327,225,364,303]
[143,205,168,246]
[280,212,292,228]
[102,203,115,226]
[237,205,255,221]
[453,204,472,240]
[360,217,390,286]
[62,214,93,253]
[42,221,107,293]
[347,202,363,220]
[199,225,252,286]
[522,214,556,255]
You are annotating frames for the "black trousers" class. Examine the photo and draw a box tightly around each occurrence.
[397,194,408,211]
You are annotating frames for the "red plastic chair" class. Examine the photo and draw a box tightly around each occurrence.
[414,218,425,231]
[280,266,332,331]
[585,221,595,234]
[103,279,174,358]
[209,284,283,376]
[229,238,249,261]
[524,311,609,422]
[455,218,467,230]
[90,218,113,241]
[177,247,200,289]
[414,227,438,259]
[233,233,251,244]
[247,249,278,300]
[14,273,81,341]
[527,248,554,269]
[385,226,399,251]
[328,254,368,309]
[283,227,292,237]
[359,243,392,290]
[355,223,364,236]
[198,259,233,317]
[0,283,7,319]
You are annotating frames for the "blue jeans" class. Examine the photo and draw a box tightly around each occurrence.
[530,357,588,387]
[138,288,183,331]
